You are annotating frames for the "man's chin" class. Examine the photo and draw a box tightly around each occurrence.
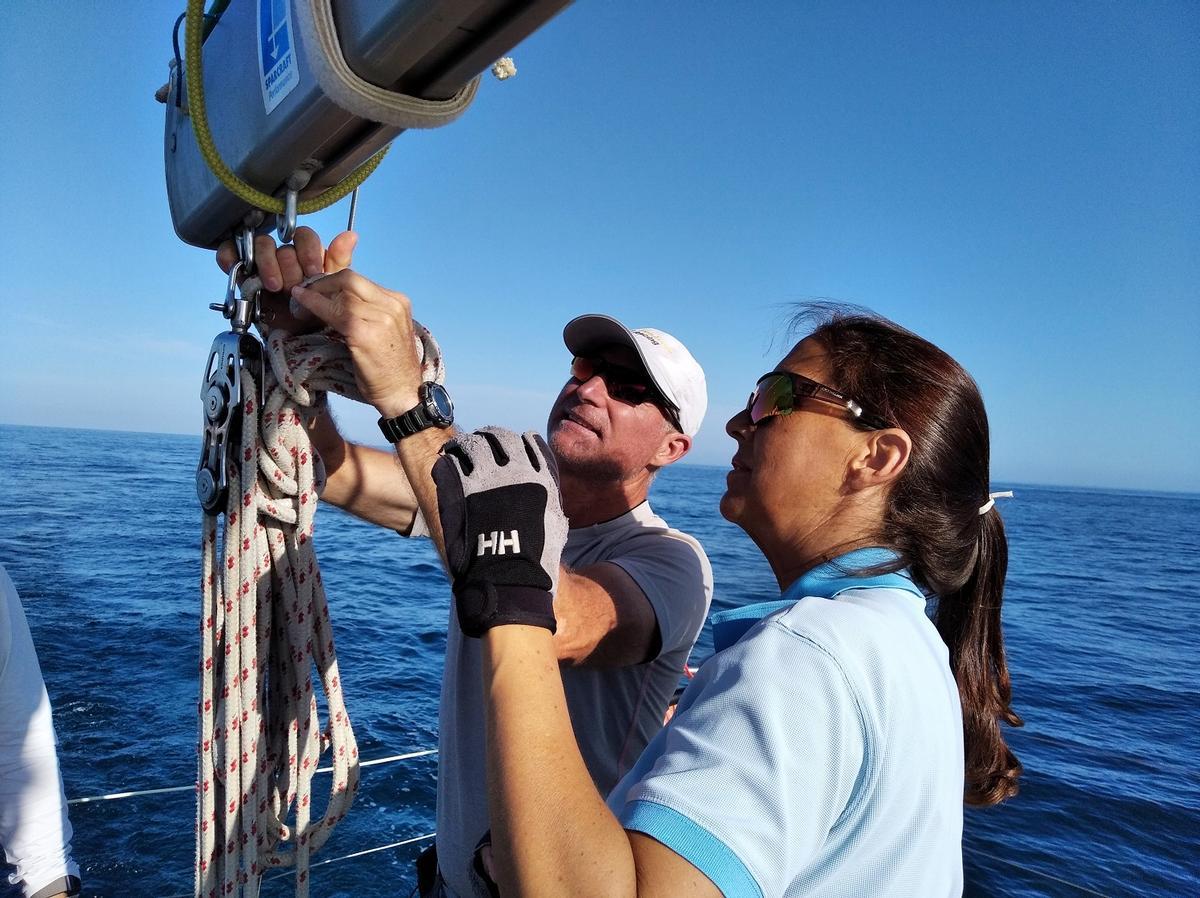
[548,421,593,454]
[548,430,624,481]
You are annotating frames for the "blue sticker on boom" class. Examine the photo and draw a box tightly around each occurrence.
[258,0,299,114]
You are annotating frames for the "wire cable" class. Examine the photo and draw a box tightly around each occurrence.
[161,833,435,898]
[964,846,1112,897]
[67,750,437,806]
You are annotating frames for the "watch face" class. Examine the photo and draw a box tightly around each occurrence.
[425,383,454,422]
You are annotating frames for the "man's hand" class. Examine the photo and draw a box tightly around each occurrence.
[433,428,568,637]
[289,269,425,418]
[215,226,358,333]
[212,227,436,534]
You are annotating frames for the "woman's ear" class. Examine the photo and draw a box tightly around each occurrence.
[847,428,911,491]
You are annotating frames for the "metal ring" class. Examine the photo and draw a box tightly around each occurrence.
[237,228,255,275]
[226,260,244,296]
[277,187,298,244]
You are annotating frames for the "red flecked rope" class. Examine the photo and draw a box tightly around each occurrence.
[196,332,363,898]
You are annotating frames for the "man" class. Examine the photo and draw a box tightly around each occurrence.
[0,564,81,898]
[220,230,713,897]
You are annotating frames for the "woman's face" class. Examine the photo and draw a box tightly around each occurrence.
[720,337,866,553]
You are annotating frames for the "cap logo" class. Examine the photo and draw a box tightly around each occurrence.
[635,328,679,356]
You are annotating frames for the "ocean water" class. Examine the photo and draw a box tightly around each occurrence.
[0,423,1196,897]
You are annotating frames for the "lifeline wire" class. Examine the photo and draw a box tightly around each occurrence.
[68,749,437,805]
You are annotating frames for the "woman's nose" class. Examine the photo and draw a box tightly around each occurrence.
[726,406,755,440]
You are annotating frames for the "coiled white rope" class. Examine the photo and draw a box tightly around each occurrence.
[198,333,356,898]
[197,324,442,898]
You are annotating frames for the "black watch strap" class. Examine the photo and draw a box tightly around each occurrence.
[379,406,430,441]
[378,383,453,442]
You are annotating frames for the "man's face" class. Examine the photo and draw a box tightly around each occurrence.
[546,345,676,481]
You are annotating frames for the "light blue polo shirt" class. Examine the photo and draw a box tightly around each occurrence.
[607,548,965,897]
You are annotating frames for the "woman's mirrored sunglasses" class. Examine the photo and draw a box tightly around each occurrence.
[747,371,892,430]
[571,356,682,429]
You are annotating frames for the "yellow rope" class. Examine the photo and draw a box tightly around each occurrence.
[184,0,387,217]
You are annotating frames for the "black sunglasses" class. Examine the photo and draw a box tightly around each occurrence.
[747,371,892,430]
[571,356,682,429]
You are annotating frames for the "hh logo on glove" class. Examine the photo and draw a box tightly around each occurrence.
[433,428,569,638]
[477,530,521,555]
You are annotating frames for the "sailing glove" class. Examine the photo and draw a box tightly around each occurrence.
[433,427,568,637]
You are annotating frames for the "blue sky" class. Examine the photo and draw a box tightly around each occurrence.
[1,2,1196,492]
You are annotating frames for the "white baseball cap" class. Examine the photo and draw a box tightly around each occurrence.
[562,314,708,437]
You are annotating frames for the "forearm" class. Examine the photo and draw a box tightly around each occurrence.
[321,441,424,532]
[307,408,422,532]
[483,626,637,898]
[390,426,457,558]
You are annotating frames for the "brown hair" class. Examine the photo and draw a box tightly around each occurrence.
[805,307,1022,806]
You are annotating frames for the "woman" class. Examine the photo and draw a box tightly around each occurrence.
[438,310,1021,897]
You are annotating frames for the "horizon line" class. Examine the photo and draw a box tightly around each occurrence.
[2,419,1196,499]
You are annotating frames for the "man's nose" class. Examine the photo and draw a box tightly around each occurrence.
[573,372,609,403]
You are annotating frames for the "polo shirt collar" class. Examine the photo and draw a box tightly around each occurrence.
[710,547,925,652]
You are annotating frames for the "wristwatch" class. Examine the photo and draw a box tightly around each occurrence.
[378,382,455,442]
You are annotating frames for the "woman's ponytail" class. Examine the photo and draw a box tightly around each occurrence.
[936,509,1022,805]
[808,307,1023,807]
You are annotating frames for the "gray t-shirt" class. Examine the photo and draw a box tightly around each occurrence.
[432,500,713,898]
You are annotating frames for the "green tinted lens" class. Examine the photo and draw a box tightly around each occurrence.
[749,374,794,423]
